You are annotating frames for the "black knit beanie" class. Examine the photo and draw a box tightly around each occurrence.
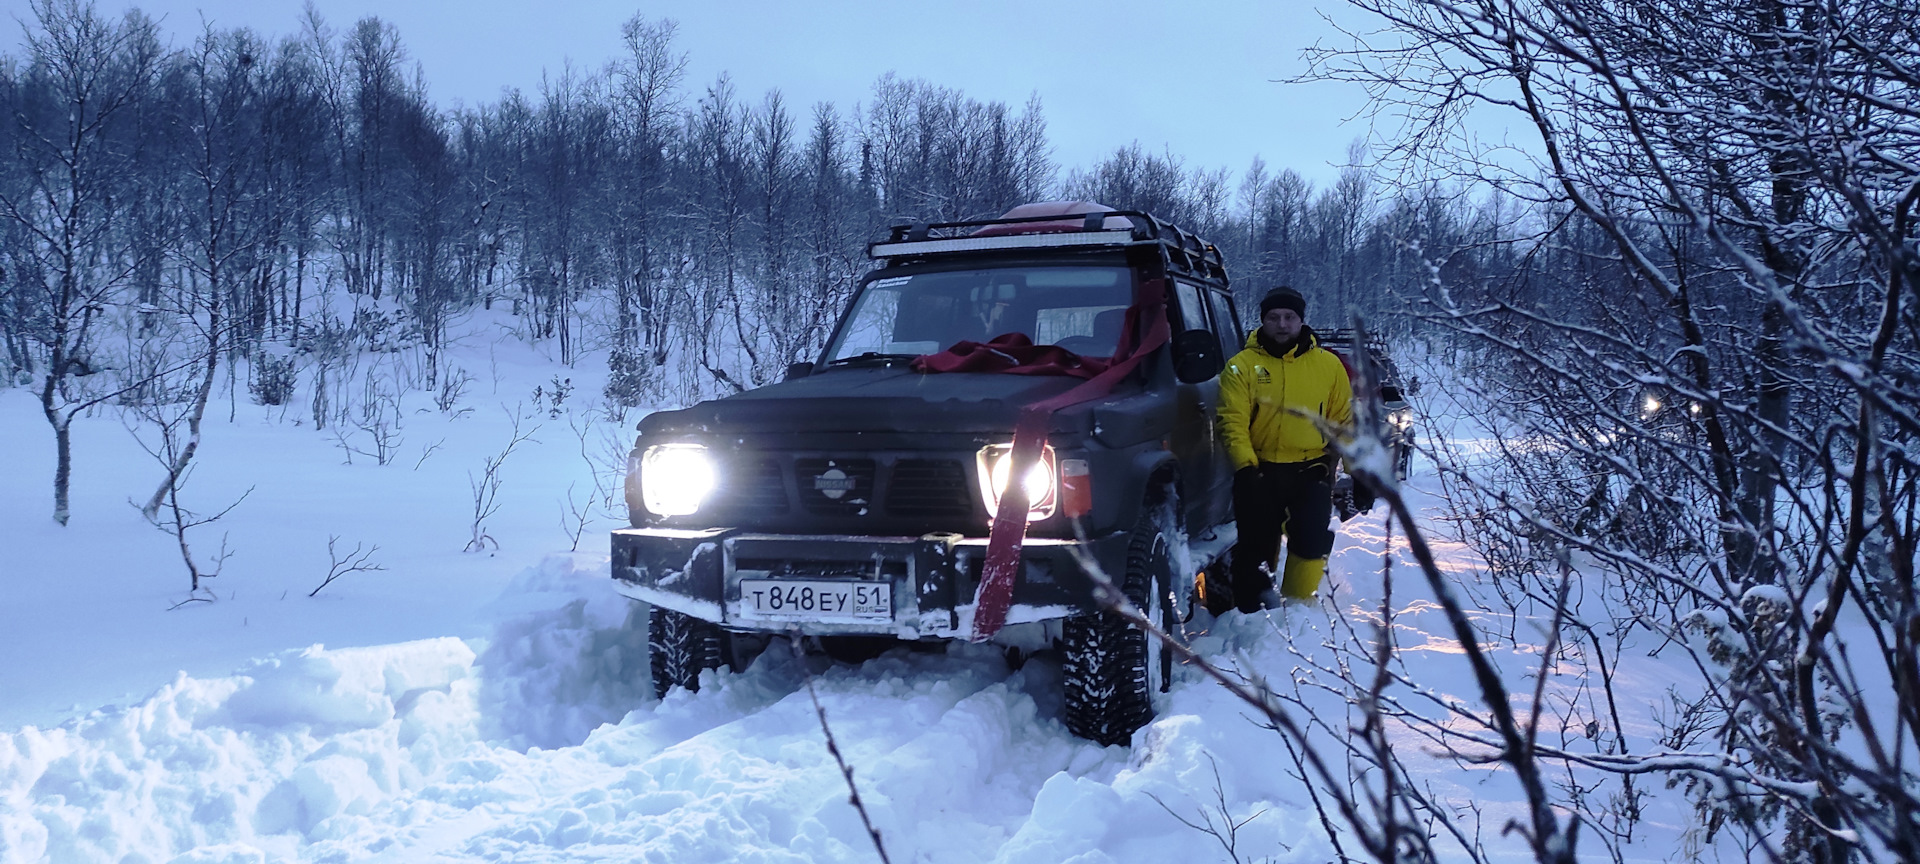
[1259,287,1307,319]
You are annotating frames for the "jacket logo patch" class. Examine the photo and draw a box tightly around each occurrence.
[1255,366,1272,385]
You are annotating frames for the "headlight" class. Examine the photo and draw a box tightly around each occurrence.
[1640,395,1662,419]
[640,443,715,516]
[976,443,1057,520]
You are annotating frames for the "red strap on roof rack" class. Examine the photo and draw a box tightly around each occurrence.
[967,200,1135,238]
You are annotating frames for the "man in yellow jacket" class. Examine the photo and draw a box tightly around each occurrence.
[1215,287,1358,611]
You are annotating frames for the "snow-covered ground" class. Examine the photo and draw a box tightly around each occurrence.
[3,334,1693,863]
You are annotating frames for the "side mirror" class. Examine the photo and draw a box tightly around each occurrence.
[784,361,815,381]
[1172,329,1223,384]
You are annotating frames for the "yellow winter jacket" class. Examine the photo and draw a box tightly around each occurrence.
[1216,328,1354,470]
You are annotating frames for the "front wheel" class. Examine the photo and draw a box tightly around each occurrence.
[649,604,731,699]
[1061,504,1176,746]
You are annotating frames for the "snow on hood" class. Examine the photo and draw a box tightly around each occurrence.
[642,365,1100,437]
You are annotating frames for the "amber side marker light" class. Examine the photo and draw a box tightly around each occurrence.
[1059,458,1092,519]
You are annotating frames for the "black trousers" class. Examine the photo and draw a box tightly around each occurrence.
[1229,456,1335,609]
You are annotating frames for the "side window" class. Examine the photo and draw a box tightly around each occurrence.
[1173,282,1208,336]
[1209,290,1242,355]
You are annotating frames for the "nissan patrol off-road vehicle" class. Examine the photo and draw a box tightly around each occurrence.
[612,202,1251,745]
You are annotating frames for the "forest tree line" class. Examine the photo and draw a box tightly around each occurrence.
[0,0,1506,419]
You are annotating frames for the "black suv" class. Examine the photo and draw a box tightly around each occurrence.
[1317,328,1416,482]
[612,203,1246,745]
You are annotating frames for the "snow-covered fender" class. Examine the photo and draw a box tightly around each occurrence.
[1106,450,1182,531]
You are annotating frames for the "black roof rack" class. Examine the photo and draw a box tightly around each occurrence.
[867,208,1228,283]
[1319,327,1392,357]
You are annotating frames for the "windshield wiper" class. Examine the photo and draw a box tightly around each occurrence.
[822,352,921,368]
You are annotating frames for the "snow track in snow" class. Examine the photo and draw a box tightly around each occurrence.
[2,553,1335,863]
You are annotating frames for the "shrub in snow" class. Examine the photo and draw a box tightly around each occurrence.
[532,375,572,419]
[434,365,474,415]
[348,307,411,353]
[604,348,649,408]
[1681,607,1744,667]
[248,351,298,406]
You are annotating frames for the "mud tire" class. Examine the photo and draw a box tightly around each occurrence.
[649,605,730,699]
[1061,505,1174,746]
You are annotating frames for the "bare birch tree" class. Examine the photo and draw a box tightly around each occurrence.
[0,0,162,524]
[1309,0,1920,859]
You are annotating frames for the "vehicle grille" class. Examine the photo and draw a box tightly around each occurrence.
[794,458,877,515]
[887,459,973,517]
[719,457,789,513]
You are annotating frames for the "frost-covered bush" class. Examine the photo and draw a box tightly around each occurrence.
[604,348,649,408]
[350,307,409,353]
[293,315,351,360]
[249,351,298,406]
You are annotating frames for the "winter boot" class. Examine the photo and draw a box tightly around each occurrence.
[1232,569,1273,615]
[1229,554,1275,615]
[1279,554,1327,601]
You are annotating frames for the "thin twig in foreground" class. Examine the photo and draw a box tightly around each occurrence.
[1147,753,1267,864]
[793,641,893,864]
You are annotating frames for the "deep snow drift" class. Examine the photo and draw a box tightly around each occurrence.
[3,550,1356,862]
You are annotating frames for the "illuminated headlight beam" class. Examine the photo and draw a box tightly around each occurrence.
[977,444,1057,520]
[641,443,715,516]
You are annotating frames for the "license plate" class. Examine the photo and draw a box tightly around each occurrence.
[738,579,893,622]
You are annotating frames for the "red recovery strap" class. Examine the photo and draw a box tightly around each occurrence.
[959,278,1172,641]
[909,333,1110,378]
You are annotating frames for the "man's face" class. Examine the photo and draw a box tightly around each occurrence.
[1260,307,1303,345]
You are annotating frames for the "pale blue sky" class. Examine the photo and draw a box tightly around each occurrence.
[6,0,1402,187]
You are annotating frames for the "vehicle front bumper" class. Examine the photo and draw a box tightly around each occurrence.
[609,526,1132,638]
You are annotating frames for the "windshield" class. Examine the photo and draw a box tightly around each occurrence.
[824,266,1134,362]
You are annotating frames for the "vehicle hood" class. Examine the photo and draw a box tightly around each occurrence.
[639,365,1095,436]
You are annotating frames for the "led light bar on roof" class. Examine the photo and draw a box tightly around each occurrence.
[870,231,1135,258]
